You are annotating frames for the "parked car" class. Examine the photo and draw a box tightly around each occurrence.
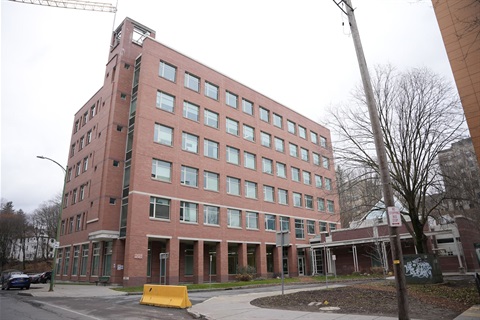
[28,273,43,284]
[1,269,30,290]
[39,271,51,284]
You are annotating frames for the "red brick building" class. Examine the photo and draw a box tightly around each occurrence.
[56,18,339,286]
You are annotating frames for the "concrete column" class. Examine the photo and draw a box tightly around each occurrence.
[166,237,179,285]
[194,240,204,284]
[216,241,229,282]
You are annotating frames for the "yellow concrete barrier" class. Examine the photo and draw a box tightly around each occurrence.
[140,285,192,309]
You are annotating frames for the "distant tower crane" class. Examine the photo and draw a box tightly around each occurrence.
[8,0,117,13]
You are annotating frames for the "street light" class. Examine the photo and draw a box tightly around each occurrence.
[37,155,67,292]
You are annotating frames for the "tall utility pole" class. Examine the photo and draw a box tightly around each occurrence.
[333,1,410,319]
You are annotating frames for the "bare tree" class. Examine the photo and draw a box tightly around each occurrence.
[328,65,467,253]
[32,195,62,258]
[336,165,382,227]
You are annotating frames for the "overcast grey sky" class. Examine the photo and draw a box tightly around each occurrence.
[1,0,456,214]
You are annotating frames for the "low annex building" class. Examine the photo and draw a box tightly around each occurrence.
[56,18,339,286]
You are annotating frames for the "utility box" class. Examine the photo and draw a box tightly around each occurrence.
[403,254,443,284]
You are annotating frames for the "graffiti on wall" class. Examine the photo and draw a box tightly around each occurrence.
[404,257,432,279]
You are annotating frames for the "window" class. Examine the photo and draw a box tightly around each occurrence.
[226,118,239,135]
[305,195,313,209]
[259,107,269,122]
[79,185,85,201]
[226,146,240,165]
[183,101,199,121]
[329,223,337,232]
[295,219,305,239]
[80,244,88,276]
[242,99,253,115]
[317,198,325,211]
[293,192,302,207]
[313,153,320,166]
[184,72,200,92]
[72,189,77,204]
[278,189,288,205]
[150,197,170,219]
[79,136,85,150]
[307,220,315,235]
[226,91,238,108]
[315,175,323,188]
[74,120,80,133]
[159,61,176,82]
[245,181,258,199]
[322,156,330,169]
[327,200,335,213]
[246,212,258,229]
[87,130,92,144]
[204,171,219,191]
[300,148,309,162]
[243,124,255,142]
[156,91,175,112]
[289,143,298,157]
[274,137,284,152]
[67,168,72,182]
[226,176,241,195]
[204,109,219,128]
[205,82,219,100]
[287,120,296,134]
[276,162,286,178]
[291,167,300,182]
[262,158,273,174]
[154,123,173,146]
[325,178,332,190]
[227,209,241,228]
[76,214,82,231]
[260,132,271,147]
[180,201,198,223]
[244,151,256,170]
[63,248,70,275]
[83,157,88,172]
[280,216,290,231]
[181,166,198,187]
[303,171,311,185]
[263,185,274,202]
[204,206,219,225]
[70,143,75,157]
[320,136,327,148]
[204,139,219,159]
[273,113,282,128]
[182,132,198,153]
[310,131,318,144]
[76,162,81,176]
[320,221,327,232]
[265,214,276,231]
[298,126,307,139]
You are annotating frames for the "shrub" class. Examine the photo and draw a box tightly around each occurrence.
[370,266,386,275]
[235,265,257,282]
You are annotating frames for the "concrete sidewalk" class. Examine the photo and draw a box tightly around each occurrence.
[19,283,480,320]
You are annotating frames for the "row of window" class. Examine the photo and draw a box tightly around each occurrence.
[150,196,337,235]
[158,61,329,148]
[152,159,334,212]
[157,99,331,168]
[60,212,85,235]
[73,103,98,134]
[56,242,111,277]
[71,129,93,157]
[66,156,89,181]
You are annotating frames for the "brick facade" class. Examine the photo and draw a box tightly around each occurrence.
[55,18,339,286]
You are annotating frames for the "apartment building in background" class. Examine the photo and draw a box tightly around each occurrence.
[57,18,339,286]
[432,0,480,166]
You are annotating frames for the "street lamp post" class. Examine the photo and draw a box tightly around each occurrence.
[37,155,67,292]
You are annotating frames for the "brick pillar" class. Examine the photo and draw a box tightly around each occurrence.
[237,243,247,270]
[288,246,298,277]
[256,243,267,278]
[166,237,179,285]
[216,241,229,282]
[194,240,204,284]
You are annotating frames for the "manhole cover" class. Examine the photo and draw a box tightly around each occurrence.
[319,307,341,311]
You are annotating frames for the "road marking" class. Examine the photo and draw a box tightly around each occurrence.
[33,300,103,320]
